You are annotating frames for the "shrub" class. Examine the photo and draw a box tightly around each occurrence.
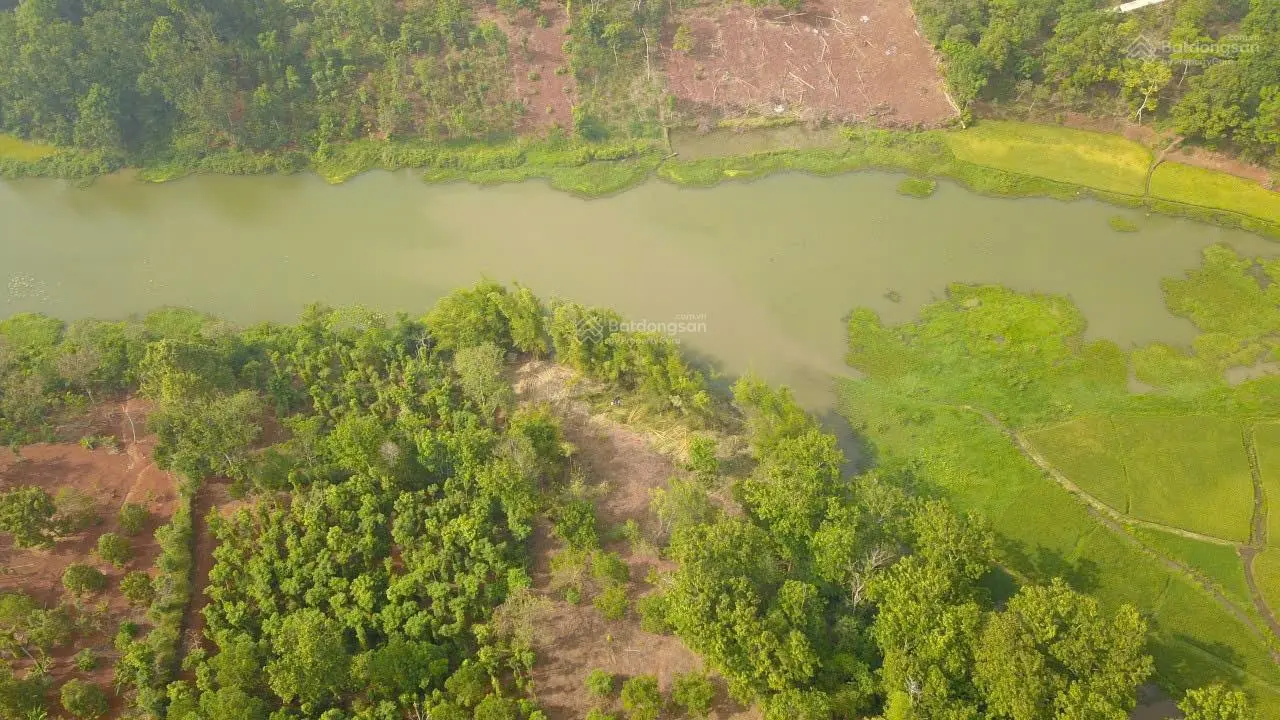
[95,532,131,567]
[54,487,99,534]
[120,571,155,607]
[555,498,599,550]
[621,675,662,720]
[585,710,618,720]
[0,485,57,548]
[62,564,107,596]
[635,594,671,634]
[672,672,715,717]
[74,648,98,671]
[585,668,615,698]
[61,679,109,719]
[591,551,630,585]
[593,584,629,621]
[118,503,149,535]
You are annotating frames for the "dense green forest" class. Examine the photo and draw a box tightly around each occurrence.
[917,0,1280,163]
[0,283,1260,719]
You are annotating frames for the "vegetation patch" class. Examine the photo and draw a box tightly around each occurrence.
[0,133,57,162]
[1131,527,1253,616]
[1029,415,1254,543]
[897,176,937,198]
[1108,215,1140,232]
[1254,422,1280,548]
[1253,549,1280,627]
[1150,163,1280,226]
[944,121,1151,196]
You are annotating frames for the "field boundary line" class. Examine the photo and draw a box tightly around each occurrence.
[1240,426,1280,639]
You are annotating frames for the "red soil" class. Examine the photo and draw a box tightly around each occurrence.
[664,0,955,126]
[485,1,578,133]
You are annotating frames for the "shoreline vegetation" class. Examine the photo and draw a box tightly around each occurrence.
[3,119,1279,239]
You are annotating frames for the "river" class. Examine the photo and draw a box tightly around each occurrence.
[2,169,1277,410]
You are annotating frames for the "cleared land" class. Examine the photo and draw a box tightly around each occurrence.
[944,120,1152,195]
[664,0,954,126]
[485,1,576,133]
[1150,162,1280,225]
[0,403,178,719]
[1027,415,1254,543]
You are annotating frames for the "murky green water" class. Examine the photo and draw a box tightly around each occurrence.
[2,170,1276,408]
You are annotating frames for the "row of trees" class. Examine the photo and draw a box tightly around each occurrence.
[917,0,1280,163]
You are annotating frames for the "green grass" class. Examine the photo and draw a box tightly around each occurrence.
[897,177,937,198]
[1253,549,1280,623]
[1151,163,1280,225]
[0,134,58,162]
[944,120,1152,196]
[1028,415,1253,542]
[1132,527,1252,612]
[1254,422,1280,548]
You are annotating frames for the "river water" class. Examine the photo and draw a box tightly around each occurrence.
[2,169,1276,409]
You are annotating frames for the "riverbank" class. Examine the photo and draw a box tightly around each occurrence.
[3,120,1279,238]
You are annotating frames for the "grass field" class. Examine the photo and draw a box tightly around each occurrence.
[944,121,1152,196]
[1151,162,1280,225]
[1027,415,1254,542]
[1132,527,1253,612]
[1254,422,1280,547]
[0,133,58,162]
[1254,549,1280,625]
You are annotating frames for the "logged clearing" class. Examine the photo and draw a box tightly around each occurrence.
[945,120,1152,195]
[1150,162,1280,225]
[485,1,577,133]
[0,400,178,718]
[512,362,755,720]
[1027,415,1254,543]
[664,0,954,126]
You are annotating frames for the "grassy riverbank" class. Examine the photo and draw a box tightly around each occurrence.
[4,121,1278,238]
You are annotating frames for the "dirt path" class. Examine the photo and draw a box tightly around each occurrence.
[955,405,1280,657]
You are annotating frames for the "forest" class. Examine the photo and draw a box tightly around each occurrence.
[916,0,1280,163]
[1,0,1276,175]
[0,283,1261,719]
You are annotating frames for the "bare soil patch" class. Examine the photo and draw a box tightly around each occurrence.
[512,362,758,720]
[484,1,577,133]
[1165,144,1275,188]
[0,400,178,718]
[664,0,955,127]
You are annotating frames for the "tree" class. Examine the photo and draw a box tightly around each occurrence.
[95,531,132,567]
[454,342,514,417]
[118,502,149,535]
[266,609,351,707]
[73,84,123,154]
[621,675,662,720]
[593,583,628,621]
[61,679,109,719]
[120,571,155,607]
[62,563,107,596]
[1121,59,1173,123]
[1179,685,1255,720]
[975,579,1153,719]
[672,672,715,717]
[0,486,57,548]
[585,668,615,698]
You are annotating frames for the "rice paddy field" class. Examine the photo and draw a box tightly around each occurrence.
[1151,162,1280,226]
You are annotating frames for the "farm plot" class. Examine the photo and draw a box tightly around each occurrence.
[1027,415,1254,543]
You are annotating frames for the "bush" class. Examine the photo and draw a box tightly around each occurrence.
[118,502,149,535]
[555,498,599,550]
[593,584,629,621]
[591,551,630,585]
[74,648,98,671]
[585,668,615,698]
[120,571,155,607]
[95,532,131,567]
[61,679,109,719]
[0,485,58,547]
[54,487,99,534]
[585,710,618,720]
[896,176,937,198]
[635,594,671,634]
[62,564,107,596]
[672,672,715,717]
[620,675,662,720]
